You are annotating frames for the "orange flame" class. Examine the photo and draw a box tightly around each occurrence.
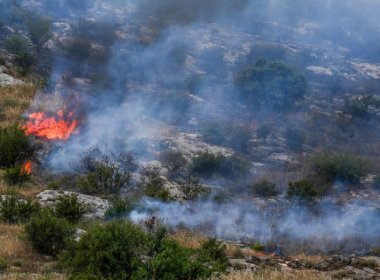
[24,110,78,140]
[22,161,32,175]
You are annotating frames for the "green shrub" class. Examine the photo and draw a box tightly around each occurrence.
[61,222,149,279]
[251,243,265,252]
[251,179,280,197]
[235,59,307,111]
[4,35,28,55]
[285,128,305,151]
[65,38,92,61]
[287,180,319,202]
[105,198,135,220]
[344,95,380,119]
[197,238,228,273]
[78,159,131,195]
[55,194,87,224]
[25,209,74,256]
[191,151,250,179]
[14,51,35,75]
[4,164,31,185]
[0,257,7,271]
[159,150,187,173]
[61,222,227,280]
[312,152,367,183]
[256,124,272,141]
[0,125,33,169]
[27,16,52,50]
[179,175,209,201]
[0,192,40,224]
[139,167,172,201]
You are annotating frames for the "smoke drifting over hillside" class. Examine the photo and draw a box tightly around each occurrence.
[13,0,380,250]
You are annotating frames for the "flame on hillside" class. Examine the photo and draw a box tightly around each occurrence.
[22,161,32,175]
[24,110,78,140]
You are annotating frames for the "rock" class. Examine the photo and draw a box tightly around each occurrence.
[0,73,24,87]
[228,259,260,272]
[36,190,110,219]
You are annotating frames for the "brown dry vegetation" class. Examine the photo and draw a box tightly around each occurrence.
[0,273,67,280]
[170,230,208,249]
[215,269,331,280]
[0,223,58,274]
[0,83,39,127]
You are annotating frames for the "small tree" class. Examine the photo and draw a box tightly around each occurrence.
[179,175,209,201]
[25,209,74,256]
[251,179,280,197]
[139,167,172,201]
[287,180,319,202]
[4,35,28,55]
[55,194,87,224]
[0,191,40,224]
[27,16,52,50]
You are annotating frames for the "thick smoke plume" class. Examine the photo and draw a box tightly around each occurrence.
[17,0,380,251]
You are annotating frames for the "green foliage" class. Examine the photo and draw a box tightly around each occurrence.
[61,222,149,279]
[4,164,30,185]
[105,198,135,220]
[61,222,227,280]
[200,121,252,153]
[0,257,7,271]
[344,95,380,119]
[287,180,319,202]
[27,16,52,50]
[285,128,305,151]
[256,124,272,141]
[78,158,131,195]
[14,51,35,75]
[197,238,228,273]
[140,167,172,201]
[0,191,40,224]
[25,209,74,256]
[251,179,280,197]
[55,194,87,224]
[179,175,209,201]
[312,152,367,183]
[0,125,34,168]
[191,151,250,179]
[159,150,187,173]
[4,35,28,55]
[235,58,307,111]
[65,38,92,61]
[251,243,264,252]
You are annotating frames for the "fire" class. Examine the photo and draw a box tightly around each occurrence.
[24,110,78,140]
[22,161,32,175]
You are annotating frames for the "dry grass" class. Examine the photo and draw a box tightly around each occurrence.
[170,230,208,249]
[0,223,57,274]
[292,254,326,264]
[0,182,45,199]
[0,83,39,127]
[0,273,67,280]
[215,269,331,280]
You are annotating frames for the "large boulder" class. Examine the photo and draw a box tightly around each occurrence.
[36,190,110,219]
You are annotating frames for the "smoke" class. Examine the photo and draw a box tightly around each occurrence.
[12,0,380,251]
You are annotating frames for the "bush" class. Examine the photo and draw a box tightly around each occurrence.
[4,35,28,55]
[0,125,34,168]
[105,198,135,220]
[27,16,52,50]
[4,164,31,185]
[55,194,87,224]
[235,58,307,111]
[159,150,187,173]
[285,128,305,151]
[78,158,131,195]
[0,192,40,224]
[312,152,367,184]
[179,175,209,201]
[14,51,35,75]
[256,124,272,141]
[61,222,227,279]
[191,151,250,179]
[344,95,380,119]
[251,179,280,197]
[139,167,172,201]
[65,38,92,61]
[287,180,319,202]
[61,222,149,279]
[25,209,74,256]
